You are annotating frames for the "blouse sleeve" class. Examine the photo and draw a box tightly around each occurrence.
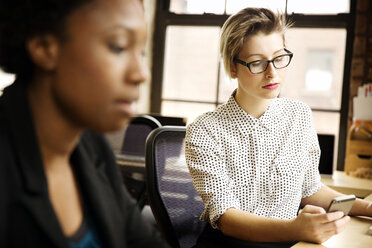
[301,105,322,198]
[185,120,241,229]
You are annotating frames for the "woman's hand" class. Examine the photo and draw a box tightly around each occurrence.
[291,204,350,244]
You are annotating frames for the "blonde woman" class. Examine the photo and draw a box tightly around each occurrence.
[185,8,372,248]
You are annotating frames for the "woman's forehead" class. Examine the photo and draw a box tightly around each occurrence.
[239,32,285,58]
[65,0,145,34]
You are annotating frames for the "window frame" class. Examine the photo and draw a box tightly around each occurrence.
[150,0,356,171]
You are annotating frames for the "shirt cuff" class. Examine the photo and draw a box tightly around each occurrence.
[203,199,241,229]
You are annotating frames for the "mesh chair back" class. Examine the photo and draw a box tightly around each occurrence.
[146,126,206,248]
[119,115,161,208]
[121,115,162,158]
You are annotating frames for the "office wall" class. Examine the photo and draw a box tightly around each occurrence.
[348,0,372,123]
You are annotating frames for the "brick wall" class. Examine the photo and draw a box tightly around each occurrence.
[349,0,372,123]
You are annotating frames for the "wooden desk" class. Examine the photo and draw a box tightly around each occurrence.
[321,171,372,198]
[292,194,372,248]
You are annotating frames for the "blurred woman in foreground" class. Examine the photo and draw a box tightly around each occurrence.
[0,0,169,247]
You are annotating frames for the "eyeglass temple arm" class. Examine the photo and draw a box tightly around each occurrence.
[233,58,247,66]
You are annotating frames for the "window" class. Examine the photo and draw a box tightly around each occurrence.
[151,0,355,171]
[280,28,347,163]
[162,26,220,103]
[283,28,346,111]
[169,0,349,14]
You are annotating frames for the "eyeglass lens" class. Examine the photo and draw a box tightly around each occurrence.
[249,54,291,74]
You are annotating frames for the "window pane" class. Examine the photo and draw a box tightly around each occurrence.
[0,69,15,95]
[161,101,215,124]
[287,0,349,14]
[313,111,340,136]
[281,28,346,110]
[162,26,221,102]
[226,0,285,14]
[305,50,334,92]
[312,111,340,172]
[170,0,225,14]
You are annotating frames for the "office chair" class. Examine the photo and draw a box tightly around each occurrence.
[120,114,162,159]
[149,114,187,126]
[118,114,162,208]
[146,126,206,248]
[317,134,335,175]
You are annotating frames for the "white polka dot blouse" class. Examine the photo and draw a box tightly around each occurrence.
[185,91,322,229]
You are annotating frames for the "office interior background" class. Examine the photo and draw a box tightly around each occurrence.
[0,0,371,173]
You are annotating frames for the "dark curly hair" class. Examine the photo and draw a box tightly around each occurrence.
[0,0,93,81]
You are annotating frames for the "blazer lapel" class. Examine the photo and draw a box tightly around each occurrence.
[2,82,67,247]
[71,137,123,248]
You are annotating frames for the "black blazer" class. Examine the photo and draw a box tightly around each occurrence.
[0,82,169,248]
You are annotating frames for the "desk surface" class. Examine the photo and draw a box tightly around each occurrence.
[292,194,372,248]
[321,171,372,198]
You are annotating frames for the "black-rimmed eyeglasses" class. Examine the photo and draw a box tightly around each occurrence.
[233,48,293,74]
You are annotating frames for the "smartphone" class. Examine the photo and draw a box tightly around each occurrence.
[327,194,356,216]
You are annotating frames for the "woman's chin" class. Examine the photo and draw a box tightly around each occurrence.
[91,117,131,133]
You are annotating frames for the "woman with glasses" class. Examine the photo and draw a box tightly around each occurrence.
[185,8,372,248]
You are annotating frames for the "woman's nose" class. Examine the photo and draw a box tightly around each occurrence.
[265,62,277,78]
[127,53,149,85]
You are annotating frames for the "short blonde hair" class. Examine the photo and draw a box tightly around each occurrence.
[220,8,291,78]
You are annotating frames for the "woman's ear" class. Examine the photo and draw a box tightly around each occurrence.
[26,35,59,71]
[230,61,238,79]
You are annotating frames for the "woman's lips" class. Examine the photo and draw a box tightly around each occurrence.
[115,99,137,116]
[262,83,279,90]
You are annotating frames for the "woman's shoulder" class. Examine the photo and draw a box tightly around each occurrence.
[187,104,229,131]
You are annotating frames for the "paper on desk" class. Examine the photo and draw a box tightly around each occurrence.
[353,97,372,120]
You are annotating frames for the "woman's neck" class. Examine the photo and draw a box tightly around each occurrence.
[235,89,272,119]
[27,75,82,167]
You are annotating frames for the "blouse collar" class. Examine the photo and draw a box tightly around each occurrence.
[225,89,281,135]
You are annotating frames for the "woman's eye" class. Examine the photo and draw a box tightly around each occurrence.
[250,61,264,67]
[141,49,146,57]
[109,44,127,53]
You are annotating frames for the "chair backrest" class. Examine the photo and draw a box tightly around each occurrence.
[317,134,335,175]
[149,114,187,126]
[146,126,206,248]
[121,114,162,159]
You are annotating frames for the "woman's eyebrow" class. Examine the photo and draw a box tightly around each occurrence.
[106,24,135,34]
[245,48,285,59]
